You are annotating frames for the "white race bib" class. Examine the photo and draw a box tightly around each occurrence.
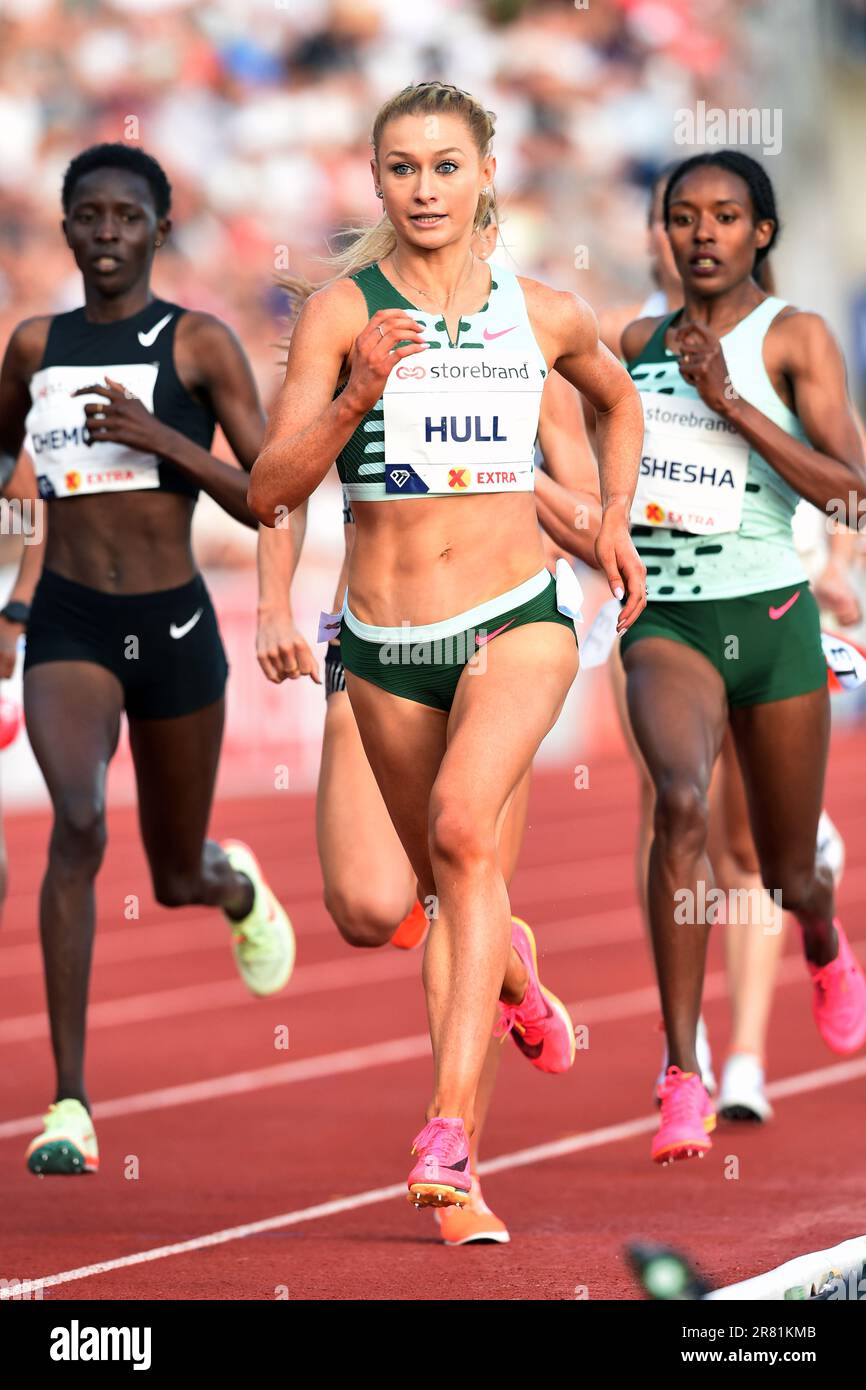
[27,363,161,498]
[630,391,749,535]
[382,347,543,496]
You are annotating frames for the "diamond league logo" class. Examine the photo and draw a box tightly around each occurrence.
[389,469,411,488]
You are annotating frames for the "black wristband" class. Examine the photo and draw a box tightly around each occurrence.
[1,600,31,626]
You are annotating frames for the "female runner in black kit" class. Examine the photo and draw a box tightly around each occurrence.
[0,144,294,1175]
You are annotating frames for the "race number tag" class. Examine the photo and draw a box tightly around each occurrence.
[382,348,543,495]
[630,391,749,535]
[26,363,161,498]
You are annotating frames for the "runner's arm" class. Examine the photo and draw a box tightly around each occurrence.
[534,369,602,566]
[154,314,266,527]
[249,285,361,524]
[530,286,646,626]
[719,314,866,522]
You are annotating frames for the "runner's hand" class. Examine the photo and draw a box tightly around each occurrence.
[342,309,427,416]
[595,507,647,632]
[73,376,169,453]
[0,616,22,679]
[257,608,320,684]
[670,321,733,415]
[813,560,863,627]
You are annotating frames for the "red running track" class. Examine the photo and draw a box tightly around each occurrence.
[2,733,866,1301]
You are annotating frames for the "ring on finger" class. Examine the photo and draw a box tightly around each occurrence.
[377,325,385,339]
[123,389,137,400]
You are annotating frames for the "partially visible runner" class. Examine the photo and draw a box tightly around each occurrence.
[256,213,603,1241]
[0,144,295,1176]
[0,451,43,920]
[250,80,644,1209]
[617,150,866,1163]
[597,167,862,1123]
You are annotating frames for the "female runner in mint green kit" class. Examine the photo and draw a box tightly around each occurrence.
[619,151,866,1165]
[250,80,646,1209]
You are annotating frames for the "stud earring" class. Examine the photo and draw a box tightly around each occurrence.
[375,190,383,199]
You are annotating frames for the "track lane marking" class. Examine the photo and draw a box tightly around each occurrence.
[5,1054,866,1298]
[1,946,861,1141]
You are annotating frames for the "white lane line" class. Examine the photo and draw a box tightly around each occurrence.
[3,941,862,1142]
[6,1055,866,1299]
[0,908,644,1041]
[0,1035,432,1141]
[6,890,862,1043]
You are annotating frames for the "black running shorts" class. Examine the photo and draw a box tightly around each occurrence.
[24,569,228,719]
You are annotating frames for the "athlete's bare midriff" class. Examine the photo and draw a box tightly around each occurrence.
[347,491,545,626]
[44,491,196,593]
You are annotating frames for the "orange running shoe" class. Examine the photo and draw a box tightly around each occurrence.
[391,900,430,950]
[435,1174,510,1245]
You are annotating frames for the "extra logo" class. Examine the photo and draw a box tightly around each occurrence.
[396,363,426,379]
[448,468,469,489]
[644,502,665,523]
[65,471,81,492]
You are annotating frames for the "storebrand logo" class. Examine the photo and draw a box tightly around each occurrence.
[50,1321,152,1371]
[396,364,426,379]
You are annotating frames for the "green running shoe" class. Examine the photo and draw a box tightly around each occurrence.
[26,1099,98,1175]
[222,840,296,996]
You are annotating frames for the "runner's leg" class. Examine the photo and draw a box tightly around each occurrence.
[23,662,124,1109]
[709,732,785,1058]
[128,698,254,918]
[729,686,835,964]
[317,689,416,947]
[423,623,577,1127]
[623,638,728,1073]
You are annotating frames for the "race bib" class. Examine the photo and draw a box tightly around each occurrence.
[27,363,161,498]
[382,348,543,495]
[630,391,749,535]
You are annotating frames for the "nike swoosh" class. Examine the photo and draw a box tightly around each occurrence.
[482,325,517,341]
[170,607,204,639]
[137,312,174,347]
[768,590,801,620]
[475,619,515,647]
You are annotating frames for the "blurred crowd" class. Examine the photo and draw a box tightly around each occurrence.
[0,0,766,394]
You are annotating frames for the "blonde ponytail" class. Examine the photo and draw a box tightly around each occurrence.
[277,81,499,323]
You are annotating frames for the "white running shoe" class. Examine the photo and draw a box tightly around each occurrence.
[817,810,845,889]
[656,1015,717,1100]
[718,1052,773,1123]
[222,840,296,996]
